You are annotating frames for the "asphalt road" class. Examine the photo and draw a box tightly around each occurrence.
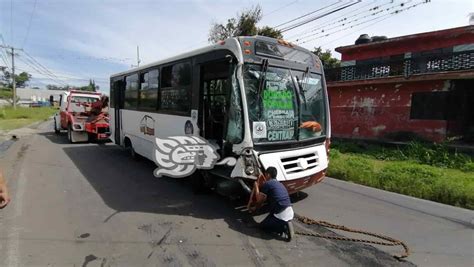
[0,121,471,266]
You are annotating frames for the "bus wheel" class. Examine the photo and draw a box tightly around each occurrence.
[125,138,139,160]
[190,171,211,194]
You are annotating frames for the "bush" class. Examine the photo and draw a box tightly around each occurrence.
[328,152,474,209]
[405,142,472,169]
[331,140,473,171]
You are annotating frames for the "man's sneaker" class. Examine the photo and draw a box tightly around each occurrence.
[286,221,295,242]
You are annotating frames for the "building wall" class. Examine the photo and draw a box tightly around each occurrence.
[328,80,450,142]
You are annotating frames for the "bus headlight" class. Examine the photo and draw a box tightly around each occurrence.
[245,165,255,175]
[242,148,257,175]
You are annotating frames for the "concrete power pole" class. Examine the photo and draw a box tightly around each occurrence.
[1,45,22,109]
[11,47,16,109]
[137,46,141,67]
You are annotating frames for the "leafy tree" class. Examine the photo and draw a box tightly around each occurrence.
[78,79,97,92]
[0,69,32,88]
[208,5,282,43]
[312,47,341,69]
[15,72,32,88]
[257,26,283,39]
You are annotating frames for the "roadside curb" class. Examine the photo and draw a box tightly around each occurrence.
[324,177,474,228]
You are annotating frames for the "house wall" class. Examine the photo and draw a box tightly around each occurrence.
[328,79,450,142]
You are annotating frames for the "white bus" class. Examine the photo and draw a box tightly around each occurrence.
[110,36,330,194]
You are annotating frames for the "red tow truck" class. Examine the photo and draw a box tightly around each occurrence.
[53,90,110,143]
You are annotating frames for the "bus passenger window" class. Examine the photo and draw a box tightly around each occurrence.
[124,74,139,109]
[160,62,191,113]
[139,70,158,110]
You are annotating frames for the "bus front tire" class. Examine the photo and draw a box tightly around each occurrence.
[190,171,212,194]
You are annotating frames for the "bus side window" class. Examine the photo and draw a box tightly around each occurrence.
[160,62,191,113]
[125,74,139,109]
[138,71,159,111]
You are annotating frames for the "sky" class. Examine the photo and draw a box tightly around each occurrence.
[0,0,472,92]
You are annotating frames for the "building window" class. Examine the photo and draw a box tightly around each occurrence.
[410,91,448,120]
[124,74,139,109]
[138,70,158,110]
[160,62,191,113]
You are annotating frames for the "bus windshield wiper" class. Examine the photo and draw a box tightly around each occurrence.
[297,67,310,108]
[257,59,269,117]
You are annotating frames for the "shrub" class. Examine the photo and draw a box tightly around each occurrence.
[331,140,473,171]
[328,153,474,209]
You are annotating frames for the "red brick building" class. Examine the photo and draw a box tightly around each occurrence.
[326,26,474,142]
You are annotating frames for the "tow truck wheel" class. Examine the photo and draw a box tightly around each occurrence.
[67,124,74,143]
[54,118,60,134]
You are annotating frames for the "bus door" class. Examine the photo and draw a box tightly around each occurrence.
[199,60,231,154]
[111,78,125,145]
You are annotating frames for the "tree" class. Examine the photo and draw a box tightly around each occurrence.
[312,47,341,69]
[15,72,32,88]
[78,79,97,92]
[257,26,283,39]
[0,69,32,88]
[208,5,282,43]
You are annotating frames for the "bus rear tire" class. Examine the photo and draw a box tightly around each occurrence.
[125,138,139,160]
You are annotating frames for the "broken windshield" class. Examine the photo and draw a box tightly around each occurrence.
[243,64,326,144]
[243,64,299,143]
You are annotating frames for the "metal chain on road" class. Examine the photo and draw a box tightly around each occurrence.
[295,214,410,259]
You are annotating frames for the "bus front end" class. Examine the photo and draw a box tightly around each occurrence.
[232,37,331,194]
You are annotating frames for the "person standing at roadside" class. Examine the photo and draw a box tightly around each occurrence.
[0,169,10,209]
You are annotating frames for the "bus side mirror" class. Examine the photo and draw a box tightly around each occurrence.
[225,55,233,64]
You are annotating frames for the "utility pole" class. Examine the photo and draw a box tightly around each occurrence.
[131,46,141,69]
[1,45,22,109]
[137,46,141,67]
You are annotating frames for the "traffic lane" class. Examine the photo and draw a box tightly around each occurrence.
[1,131,284,266]
[0,124,408,267]
[294,178,474,267]
[57,132,409,266]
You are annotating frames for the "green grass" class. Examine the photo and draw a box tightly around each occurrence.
[0,106,57,131]
[332,140,473,170]
[328,147,474,210]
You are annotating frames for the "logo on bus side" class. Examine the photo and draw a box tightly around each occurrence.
[153,136,237,178]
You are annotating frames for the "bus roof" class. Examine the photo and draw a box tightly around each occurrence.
[110,36,316,79]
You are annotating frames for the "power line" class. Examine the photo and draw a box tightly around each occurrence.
[0,44,22,108]
[15,66,108,83]
[10,0,13,44]
[318,15,394,47]
[262,0,299,18]
[293,0,411,42]
[279,1,362,33]
[22,0,38,48]
[16,57,68,86]
[22,50,66,84]
[0,34,11,67]
[286,0,383,40]
[297,0,431,45]
[20,50,69,86]
[274,0,342,28]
